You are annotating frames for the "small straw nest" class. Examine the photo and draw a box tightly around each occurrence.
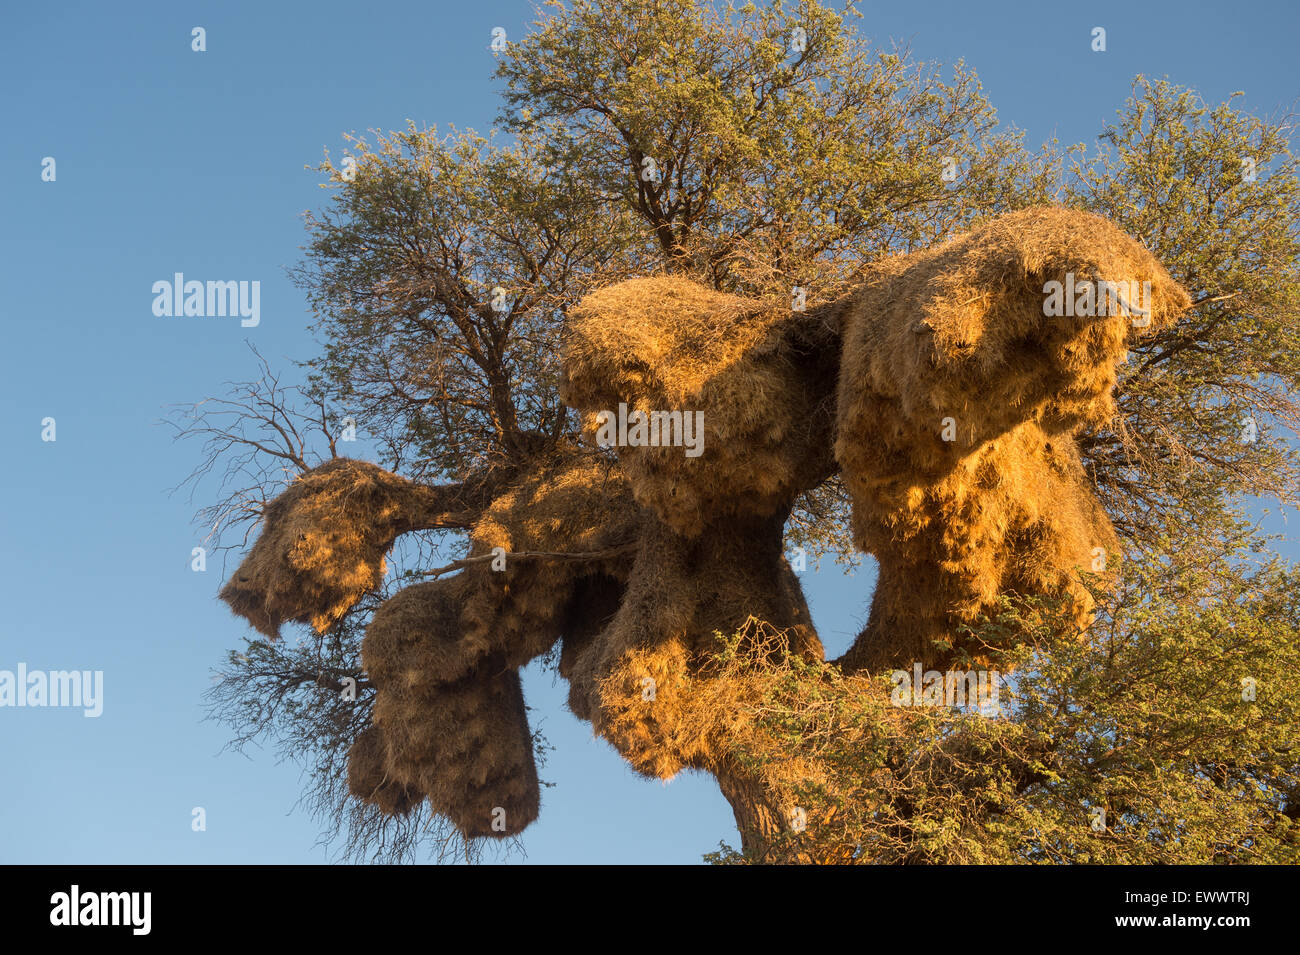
[220,458,441,638]
[562,276,839,535]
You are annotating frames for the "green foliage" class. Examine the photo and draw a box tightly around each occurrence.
[497,0,1053,293]
[297,0,1056,559]
[709,517,1300,863]
[295,125,642,478]
[1067,77,1300,545]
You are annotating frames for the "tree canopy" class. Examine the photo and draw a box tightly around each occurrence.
[180,0,1300,863]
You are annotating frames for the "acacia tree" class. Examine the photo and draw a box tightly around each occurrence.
[1067,79,1300,546]
[182,0,1300,863]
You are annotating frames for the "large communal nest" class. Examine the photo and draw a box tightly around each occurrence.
[223,206,1194,854]
[347,452,642,839]
[355,575,540,837]
[836,205,1191,481]
[834,206,1190,670]
[561,276,839,535]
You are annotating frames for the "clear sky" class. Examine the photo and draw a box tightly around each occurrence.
[1,0,1296,864]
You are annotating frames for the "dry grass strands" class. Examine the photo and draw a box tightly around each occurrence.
[346,724,421,815]
[459,453,641,668]
[562,277,839,535]
[220,458,450,638]
[571,516,823,778]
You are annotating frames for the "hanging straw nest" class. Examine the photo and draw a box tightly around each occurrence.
[562,276,839,535]
[841,421,1119,672]
[349,456,641,838]
[371,654,540,839]
[362,576,475,685]
[836,205,1191,481]
[357,574,540,838]
[220,458,447,638]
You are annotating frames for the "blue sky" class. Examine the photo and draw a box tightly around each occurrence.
[1,0,1296,864]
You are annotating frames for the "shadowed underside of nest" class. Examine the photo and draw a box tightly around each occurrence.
[219,206,1191,853]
